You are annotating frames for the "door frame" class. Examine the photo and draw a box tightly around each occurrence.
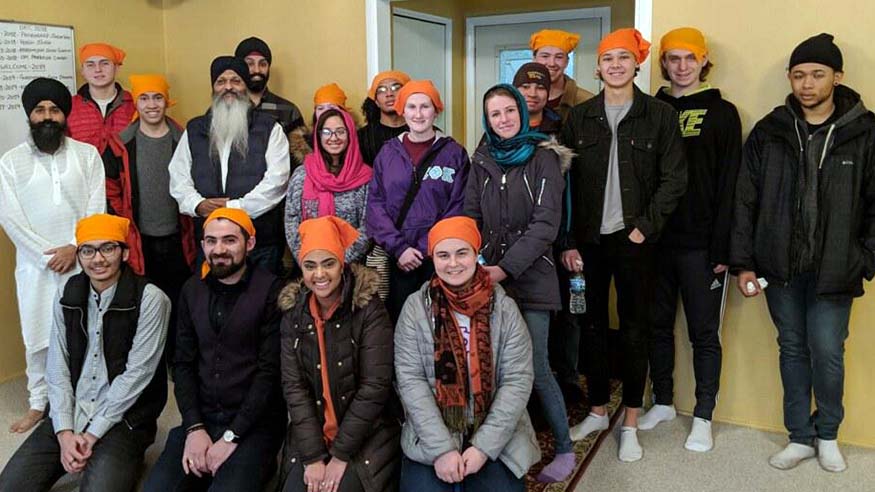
[465,7,611,149]
[392,8,454,134]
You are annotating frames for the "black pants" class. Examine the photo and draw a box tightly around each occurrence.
[650,247,725,420]
[282,457,364,492]
[386,258,434,323]
[549,253,588,385]
[142,233,193,370]
[581,231,656,408]
[0,419,154,492]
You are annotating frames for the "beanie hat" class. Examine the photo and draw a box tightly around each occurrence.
[789,33,843,72]
[21,77,72,117]
[234,37,272,65]
[512,62,551,90]
[210,56,251,87]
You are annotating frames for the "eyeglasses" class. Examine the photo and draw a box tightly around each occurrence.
[375,83,404,94]
[319,128,348,139]
[78,242,122,259]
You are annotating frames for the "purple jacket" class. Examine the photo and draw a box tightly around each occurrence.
[367,133,470,259]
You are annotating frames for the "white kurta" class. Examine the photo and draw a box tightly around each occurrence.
[0,137,105,353]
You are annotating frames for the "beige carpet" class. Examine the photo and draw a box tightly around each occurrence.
[575,414,875,492]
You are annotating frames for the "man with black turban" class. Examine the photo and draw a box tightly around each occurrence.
[0,77,106,433]
[235,36,304,134]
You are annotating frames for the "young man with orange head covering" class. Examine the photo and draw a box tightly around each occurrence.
[0,214,170,492]
[68,42,135,153]
[638,27,742,452]
[529,29,594,121]
[145,208,286,491]
[562,28,687,462]
[358,70,411,165]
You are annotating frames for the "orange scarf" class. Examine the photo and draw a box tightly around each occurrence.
[308,293,342,445]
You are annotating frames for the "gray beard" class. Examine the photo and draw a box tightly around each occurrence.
[209,92,251,157]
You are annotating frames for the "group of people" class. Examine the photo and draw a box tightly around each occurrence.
[0,20,871,492]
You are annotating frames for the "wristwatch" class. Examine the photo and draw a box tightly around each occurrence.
[222,430,240,443]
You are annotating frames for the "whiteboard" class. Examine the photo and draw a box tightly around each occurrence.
[0,20,76,156]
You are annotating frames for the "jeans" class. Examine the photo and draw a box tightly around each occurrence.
[764,272,852,445]
[524,310,572,454]
[0,419,154,492]
[581,231,656,408]
[649,247,725,420]
[144,416,284,492]
[399,456,523,492]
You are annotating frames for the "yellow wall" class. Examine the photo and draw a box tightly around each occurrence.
[396,0,635,141]
[162,0,367,126]
[0,0,168,382]
[653,0,875,448]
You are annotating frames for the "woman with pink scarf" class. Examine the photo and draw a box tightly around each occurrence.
[285,108,373,264]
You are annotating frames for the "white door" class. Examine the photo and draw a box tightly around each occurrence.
[468,12,608,149]
[392,10,452,134]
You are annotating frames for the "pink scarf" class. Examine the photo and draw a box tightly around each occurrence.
[302,109,372,219]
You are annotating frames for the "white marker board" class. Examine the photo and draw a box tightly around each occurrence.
[0,20,76,156]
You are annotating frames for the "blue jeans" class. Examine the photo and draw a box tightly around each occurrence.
[399,456,523,492]
[764,272,852,444]
[524,309,572,454]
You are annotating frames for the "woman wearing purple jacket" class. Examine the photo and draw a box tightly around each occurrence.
[366,80,470,322]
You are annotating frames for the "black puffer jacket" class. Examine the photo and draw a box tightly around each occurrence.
[730,85,875,298]
[279,264,400,491]
[464,138,573,311]
[562,86,687,245]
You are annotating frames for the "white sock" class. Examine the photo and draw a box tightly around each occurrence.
[769,442,815,470]
[816,439,847,472]
[570,411,609,441]
[618,426,643,462]
[684,417,713,452]
[638,404,676,430]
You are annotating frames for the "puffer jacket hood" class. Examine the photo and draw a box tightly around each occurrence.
[279,262,379,312]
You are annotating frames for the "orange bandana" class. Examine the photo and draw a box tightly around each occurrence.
[298,216,360,266]
[79,43,126,65]
[659,27,708,62]
[76,214,130,245]
[428,216,481,255]
[598,28,651,64]
[529,29,580,54]
[314,82,348,108]
[393,80,444,115]
[368,70,411,100]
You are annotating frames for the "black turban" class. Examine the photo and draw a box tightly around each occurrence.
[235,37,272,65]
[21,78,72,117]
[210,56,251,87]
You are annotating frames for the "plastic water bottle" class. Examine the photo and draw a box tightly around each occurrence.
[569,271,586,314]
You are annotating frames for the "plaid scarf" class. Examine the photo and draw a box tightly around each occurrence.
[430,265,494,434]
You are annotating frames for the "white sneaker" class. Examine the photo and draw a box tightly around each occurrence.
[570,412,609,441]
[769,442,815,470]
[638,404,676,430]
[684,417,713,452]
[816,439,847,472]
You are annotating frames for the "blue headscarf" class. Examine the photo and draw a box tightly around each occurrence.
[482,84,548,167]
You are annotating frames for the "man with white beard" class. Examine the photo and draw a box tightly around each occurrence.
[169,56,290,274]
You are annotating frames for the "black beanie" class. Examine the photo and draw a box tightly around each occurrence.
[210,56,251,87]
[789,33,843,72]
[235,37,272,65]
[513,62,551,90]
[21,77,72,117]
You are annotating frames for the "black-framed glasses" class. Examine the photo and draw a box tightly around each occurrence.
[77,242,122,259]
[319,128,348,139]
[375,83,404,94]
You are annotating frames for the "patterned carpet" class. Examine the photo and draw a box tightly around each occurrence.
[525,378,624,492]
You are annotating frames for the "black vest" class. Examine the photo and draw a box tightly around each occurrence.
[60,266,167,430]
[187,110,284,245]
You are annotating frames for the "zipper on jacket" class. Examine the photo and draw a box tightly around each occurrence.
[481,177,490,199]
[500,173,507,191]
[818,124,836,170]
[541,255,555,267]
[537,178,546,206]
[522,173,533,203]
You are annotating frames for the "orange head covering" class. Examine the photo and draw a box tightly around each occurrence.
[659,27,708,62]
[367,70,411,100]
[129,74,176,120]
[314,82,348,108]
[201,208,256,278]
[76,214,130,245]
[79,43,126,65]
[529,29,580,54]
[298,216,360,266]
[428,216,482,256]
[598,28,651,64]
[393,80,444,115]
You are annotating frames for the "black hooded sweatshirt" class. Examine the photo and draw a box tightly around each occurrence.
[655,86,742,264]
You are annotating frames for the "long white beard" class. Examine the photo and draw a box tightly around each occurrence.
[210,91,251,157]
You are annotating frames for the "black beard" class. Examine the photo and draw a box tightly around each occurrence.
[208,254,246,279]
[248,73,269,93]
[30,120,65,154]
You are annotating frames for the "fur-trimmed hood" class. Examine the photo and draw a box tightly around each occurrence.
[538,136,574,175]
[289,125,313,164]
[278,262,380,312]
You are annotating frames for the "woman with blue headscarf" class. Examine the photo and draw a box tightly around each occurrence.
[463,83,577,483]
